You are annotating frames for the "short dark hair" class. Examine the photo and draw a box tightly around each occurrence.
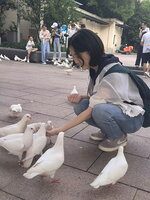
[68,29,104,67]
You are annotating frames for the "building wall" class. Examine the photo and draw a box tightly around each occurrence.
[4,10,30,41]
[80,18,123,53]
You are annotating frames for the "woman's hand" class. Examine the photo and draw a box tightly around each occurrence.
[67,94,82,104]
[46,128,61,136]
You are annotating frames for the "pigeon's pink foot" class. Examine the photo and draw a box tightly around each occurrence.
[51,179,60,183]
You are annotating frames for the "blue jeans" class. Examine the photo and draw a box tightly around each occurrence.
[53,38,61,60]
[41,40,50,63]
[74,99,144,139]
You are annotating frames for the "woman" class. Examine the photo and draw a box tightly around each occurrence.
[51,22,62,63]
[47,29,144,152]
[39,25,51,64]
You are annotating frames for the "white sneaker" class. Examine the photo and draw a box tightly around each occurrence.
[144,72,150,77]
[42,62,46,65]
[27,59,29,63]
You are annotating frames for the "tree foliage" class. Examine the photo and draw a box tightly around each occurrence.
[122,0,150,50]
[78,0,135,22]
[18,0,81,39]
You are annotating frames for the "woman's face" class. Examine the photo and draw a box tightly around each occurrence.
[69,47,91,70]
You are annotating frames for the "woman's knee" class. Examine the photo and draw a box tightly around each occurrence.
[92,104,112,121]
[73,99,89,116]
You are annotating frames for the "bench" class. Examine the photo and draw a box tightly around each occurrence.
[0,47,66,63]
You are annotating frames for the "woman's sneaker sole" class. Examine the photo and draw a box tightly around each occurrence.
[98,141,127,152]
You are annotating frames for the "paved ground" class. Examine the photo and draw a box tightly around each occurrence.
[0,54,150,200]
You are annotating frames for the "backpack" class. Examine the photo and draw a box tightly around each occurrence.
[104,64,150,128]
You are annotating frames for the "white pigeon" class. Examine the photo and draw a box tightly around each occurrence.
[4,55,10,60]
[23,132,64,179]
[0,126,34,160]
[0,114,32,137]
[45,120,53,145]
[21,56,27,62]
[71,85,78,94]
[0,54,4,59]
[64,68,73,75]
[0,58,2,61]
[22,123,47,168]
[28,120,54,133]
[14,55,22,61]
[90,146,128,188]
[53,60,58,65]
[28,122,42,132]
[10,104,22,117]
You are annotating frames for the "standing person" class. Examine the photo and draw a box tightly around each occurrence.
[141,31,150,77]
[47,29,147,152]
[39,25,51,64]
[26,36,38,63]
[135,22,149,67]
[66,23,78,58]
[51,22,62,63]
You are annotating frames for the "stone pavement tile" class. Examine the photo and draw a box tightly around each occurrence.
[19,93,66,105]
[134,190,150,200]
[0,88,29,98]
[20,93,69,106]
[0,191,22,200]
[23,101,73,118]
[63,137,102,171]
[125,134,150,158]
[64,112,77,120]
[22,87,59,97]
[88,152,150,192]
[0,148,20,189]
[0,81,29,91]
[0,95,30,107]
[31,113,67,126]
[134,127,150,139]
[73,126,100,144]
[65,123,88,137]
[3,165,136,200]
[58,102,73,109]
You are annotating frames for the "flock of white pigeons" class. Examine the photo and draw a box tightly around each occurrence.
[0,53,75,75]
[0,54,27,62]
[0,61,128,188]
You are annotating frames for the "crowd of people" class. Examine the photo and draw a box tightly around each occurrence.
[25,22,86,64]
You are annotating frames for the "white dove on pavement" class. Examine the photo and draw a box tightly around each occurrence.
[90,146,128,188]
[0,126,34,160]
[14,55,22,61]
[64,68,73,75]
[4,55,10,60]
[10,104,22,117]
[71,85,78,94]
[21,56,27,62]
[22,123,47,168]
[23,132,64,179]
[0,114,32,137]
[0,54,5,59]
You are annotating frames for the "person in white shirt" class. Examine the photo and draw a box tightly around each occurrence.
[39,25,51,64]
[66,23,78,58]
[26,36,38,63]
[141,31,150,77]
